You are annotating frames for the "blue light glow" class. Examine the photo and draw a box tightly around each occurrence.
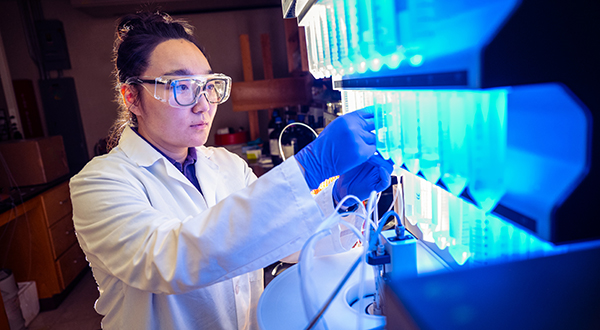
[371,89,507,203]
[300,0,520,78]
[409,54,423,66]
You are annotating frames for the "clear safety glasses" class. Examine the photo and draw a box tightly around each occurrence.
[127,73,232,107]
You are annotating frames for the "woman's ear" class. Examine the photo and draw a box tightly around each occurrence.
[121,84,141,115]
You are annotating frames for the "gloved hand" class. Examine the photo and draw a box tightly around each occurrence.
[295,108,376,189]
[333,155,394,207]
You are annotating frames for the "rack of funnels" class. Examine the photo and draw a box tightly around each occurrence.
[342,88,568,268]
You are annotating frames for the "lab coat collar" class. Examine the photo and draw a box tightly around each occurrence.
[196,145,214,159]
[118,126,220,206]
[119,126,215,166]
[119,126,164,167]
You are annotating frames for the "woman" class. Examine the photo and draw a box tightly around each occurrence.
[70,11,393,330]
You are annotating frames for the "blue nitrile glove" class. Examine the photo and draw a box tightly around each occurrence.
[333,155,394,207]
[295,108,376,189]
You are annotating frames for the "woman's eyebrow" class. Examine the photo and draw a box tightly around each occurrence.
[163,69,193,76]
[162,69,214,76]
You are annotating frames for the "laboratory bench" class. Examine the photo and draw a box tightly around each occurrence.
[0,175,88,319]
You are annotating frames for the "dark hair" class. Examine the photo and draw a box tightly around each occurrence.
[106,11,206,151]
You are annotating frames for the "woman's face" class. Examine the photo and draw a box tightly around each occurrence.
[131,38,217,161]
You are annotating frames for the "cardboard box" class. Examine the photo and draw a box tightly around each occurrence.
[0,136,69,189]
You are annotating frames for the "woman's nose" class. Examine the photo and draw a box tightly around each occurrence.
[192,93,210,113]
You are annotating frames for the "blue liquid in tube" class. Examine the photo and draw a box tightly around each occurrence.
[398,0,436,62]
[439,91,471,197]
[372,0,398,56]
[374,91,391,160]
[311,10,328,78]
[316,5,333,76]
[356,0,375,72]
[387,92,404,166]
[448,199,473,266]
[416,178,435,243]
[307,5,324,77]
[400,169,418,226]
[432,186,450,250]
[418,91,441,184]
[428,183,442,243]
[333,0,352,69]
[400,91,420,174]
[468,90,507,212]
[469,209,488,266]
[343,0,362,66]
[375,91,403,165]
[325,2,341,72]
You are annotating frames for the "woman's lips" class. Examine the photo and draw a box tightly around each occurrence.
[191,122,208,128]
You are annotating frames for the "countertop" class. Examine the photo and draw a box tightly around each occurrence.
[0,175,71,215]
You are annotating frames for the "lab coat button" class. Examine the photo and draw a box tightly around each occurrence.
[235,285,240,294]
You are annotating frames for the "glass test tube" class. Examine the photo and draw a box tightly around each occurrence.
[316,4,333,76]
[325,1,341,74]
[400,168,418,226]
[343,0,361,73]
[303,13,320,79]
[418,91,441,184]
[432,185,450,250]
[416,177,434,243]
[355,0,374,73]
[400,91,420,174]
[374,91,391,160]
[439,91,471,197]
[467,90,507,212]
[333,0,352,72]
[448,199,473,265]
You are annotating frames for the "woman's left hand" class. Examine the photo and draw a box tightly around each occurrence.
[333,155,394,207]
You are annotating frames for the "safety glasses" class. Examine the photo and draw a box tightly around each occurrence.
[127,73,232,107]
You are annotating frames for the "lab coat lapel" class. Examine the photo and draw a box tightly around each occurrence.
[119,126,208,207]
[195,147,220,208]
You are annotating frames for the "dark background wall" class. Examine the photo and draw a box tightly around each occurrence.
[0,0,291,159]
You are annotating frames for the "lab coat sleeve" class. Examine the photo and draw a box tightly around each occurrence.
[280,181,362,263]
[70,154,325,295]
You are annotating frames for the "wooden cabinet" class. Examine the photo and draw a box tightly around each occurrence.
[0,181,87,309]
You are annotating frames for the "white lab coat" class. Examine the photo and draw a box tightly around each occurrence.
[70,126,355,330]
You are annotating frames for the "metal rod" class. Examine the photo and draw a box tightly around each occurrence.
[304,254,363,330]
